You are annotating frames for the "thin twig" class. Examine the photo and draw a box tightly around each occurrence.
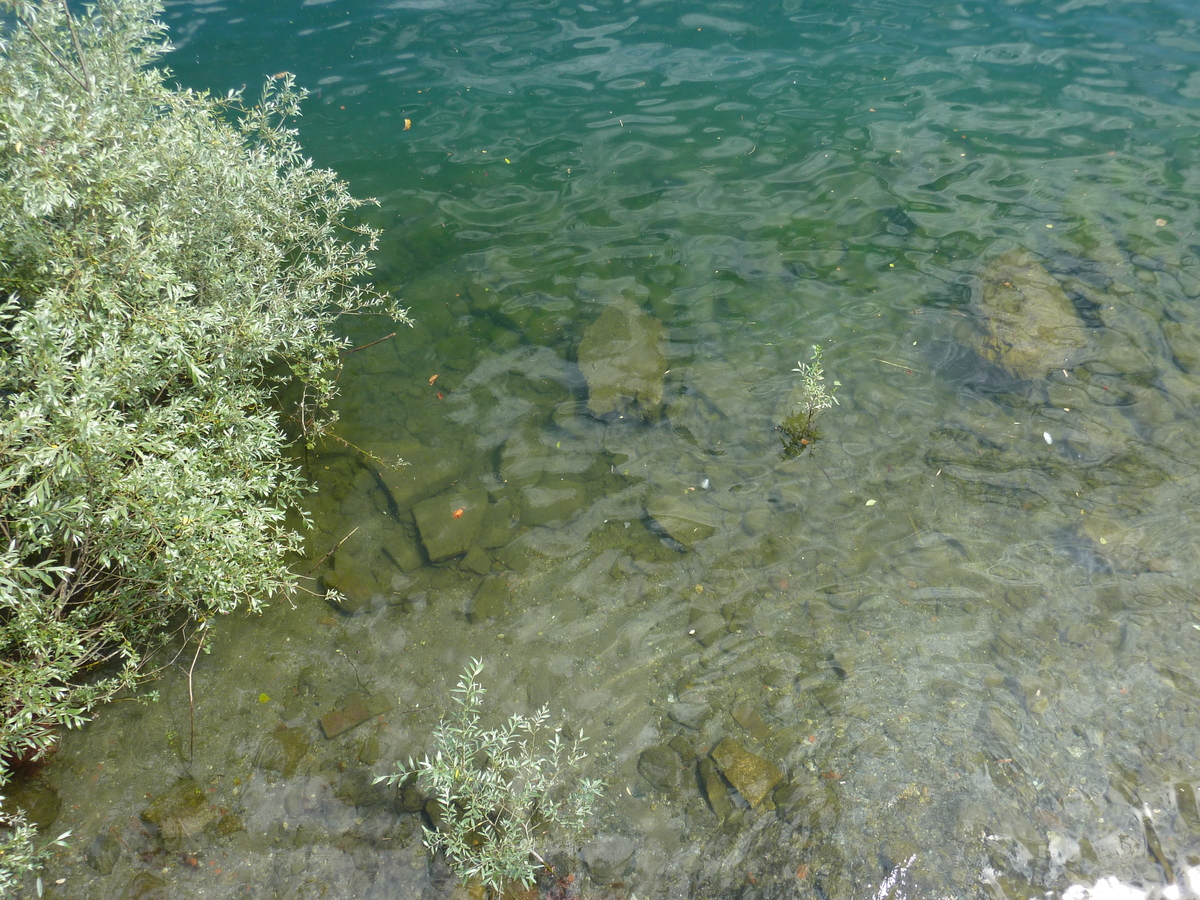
[343,331,396,356]
[61,0,92,94]
[530,849,557,878]
[319,430,410,470]
[810,450,834,486]
[187,633,205,768]
[16,13,90,93]
[303,526,359,577]
[872,357,922,374]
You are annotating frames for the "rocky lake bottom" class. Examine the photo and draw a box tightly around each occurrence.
[21,216,1200,899]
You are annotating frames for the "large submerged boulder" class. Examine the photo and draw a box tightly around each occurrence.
[970,249,1089,378]
[577,299,666,422]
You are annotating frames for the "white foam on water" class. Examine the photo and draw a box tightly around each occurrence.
[1062,868,1200,900]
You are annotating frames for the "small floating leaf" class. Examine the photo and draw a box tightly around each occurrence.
[258,693,270,704]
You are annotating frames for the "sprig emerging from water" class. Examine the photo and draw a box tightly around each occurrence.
[375,659,603,893]
[779,344,840,458]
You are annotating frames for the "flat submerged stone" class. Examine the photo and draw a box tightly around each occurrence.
[320,691,394,739]
[412,487,487,561]
[646,493,719,548]
[577,299,666,422]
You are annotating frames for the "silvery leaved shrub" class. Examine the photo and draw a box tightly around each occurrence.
[376,659,603,893]
[0,0,408,886]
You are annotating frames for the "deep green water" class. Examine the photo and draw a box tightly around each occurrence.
[25,1,1200,898]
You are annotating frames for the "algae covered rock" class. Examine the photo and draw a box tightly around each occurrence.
[255,726,311,777]
[970,249,1089,378]
[710,736,782,808]
[140,777,219,846]
[577,299,666,422]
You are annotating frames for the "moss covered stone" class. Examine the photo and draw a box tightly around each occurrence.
[970,249,1089,378]
[577,299,666,422]
[710,737,782,809]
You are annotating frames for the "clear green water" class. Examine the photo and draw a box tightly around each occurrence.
[24,1,1200,898]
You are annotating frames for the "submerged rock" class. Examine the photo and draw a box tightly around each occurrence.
[323,550,386,616]
[379,437,474,512]
[87,831,122,874]
[521,476,586,526]
[730,700,771,742]
[140,777,219,847]
[477,496,520,549]
[1,777,60,832]
[774,772,840,832]
[125,872,169,900]
[460,545,494,576]
[669,698,711,730]
[469,574,509,622]
[698,757,733,821]
[581,834,638,883]
[637,744,681,791]
[710,737,782,809]
[970,249,1089,378]
[499,428,549,488]
[254,727,310,777]
[379,522,423,573]
[320,691,393,739]
[687,604,727,647]
[412,487,487,561]
[577,299,666,422]
[646,493,719,548]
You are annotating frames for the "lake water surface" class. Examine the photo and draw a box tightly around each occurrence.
[27,0,1200,898]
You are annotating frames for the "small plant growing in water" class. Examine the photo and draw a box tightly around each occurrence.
[779,344,840,458]
[376,659,603,895]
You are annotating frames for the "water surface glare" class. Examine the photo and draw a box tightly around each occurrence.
[33,0,1200,898]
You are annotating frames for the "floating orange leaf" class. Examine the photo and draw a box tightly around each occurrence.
[428,374,439,385]
[452,508,465,519]
[404,118,412,131]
